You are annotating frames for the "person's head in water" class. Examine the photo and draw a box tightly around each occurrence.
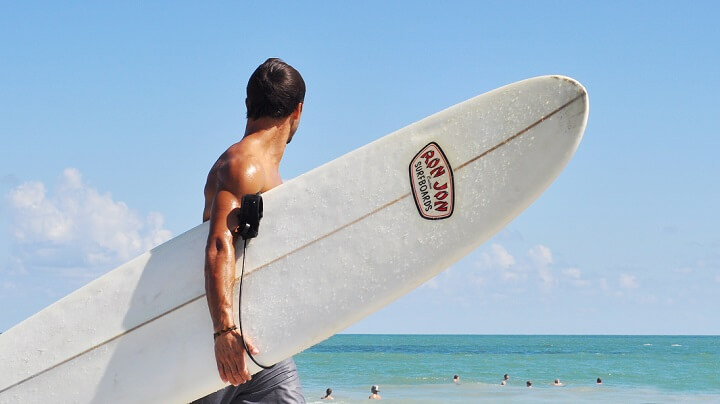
[526,381,532,387]
[246,58,305,144]
[321,387,333,399]
[371,385,380,394]
[504,374,510,381]
[597,377,602,384]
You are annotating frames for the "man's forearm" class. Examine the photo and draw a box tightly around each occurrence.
[204,236,237,331]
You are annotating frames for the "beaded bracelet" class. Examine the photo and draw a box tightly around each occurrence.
[213,325,238,340]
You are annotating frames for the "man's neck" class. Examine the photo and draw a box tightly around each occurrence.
[243,117,292,166]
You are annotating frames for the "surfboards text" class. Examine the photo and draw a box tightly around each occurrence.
[409,142,454,220]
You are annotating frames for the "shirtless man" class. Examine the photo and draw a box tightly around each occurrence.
[368,385,381,400]
[193,58,305,403]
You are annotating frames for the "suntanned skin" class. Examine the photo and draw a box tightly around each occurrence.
[202,102,302,387]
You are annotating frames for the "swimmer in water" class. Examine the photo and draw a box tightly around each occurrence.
[526,381,532,388]
[321,387,333,400]
[553,379,564,386]
[453,375,460,384]
[369,385,381,400]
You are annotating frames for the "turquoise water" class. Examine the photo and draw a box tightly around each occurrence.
[295,335,720,403]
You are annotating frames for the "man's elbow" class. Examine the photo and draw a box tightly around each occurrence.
[205,236,232,267]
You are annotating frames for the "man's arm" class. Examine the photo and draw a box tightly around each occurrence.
[204,158,262,385]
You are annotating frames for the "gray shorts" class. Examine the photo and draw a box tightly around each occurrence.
[191,358,305,404]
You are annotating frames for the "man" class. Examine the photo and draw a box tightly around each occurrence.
[368,385,381,400]
[193,58,306,403]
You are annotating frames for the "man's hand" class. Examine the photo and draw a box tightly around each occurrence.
[214,330,260,386]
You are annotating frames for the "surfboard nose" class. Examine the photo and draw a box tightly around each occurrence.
[542,75,590,148]
[549,75,587,94]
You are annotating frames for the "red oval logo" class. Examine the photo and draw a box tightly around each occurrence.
[409,142,455,220]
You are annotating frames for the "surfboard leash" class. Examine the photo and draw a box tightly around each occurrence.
[236,194,274,370]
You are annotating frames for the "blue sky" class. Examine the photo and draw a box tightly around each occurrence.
[1,1,718,334]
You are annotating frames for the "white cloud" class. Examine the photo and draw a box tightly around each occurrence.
[5,168,172,278]
[619,274,638,289]
[528,245,554,289]
[529,244,553,266]
[469,243,610,294]
[473,243,526,283]
[491,244,516,268]
[474,243,516,270]
[8,181,72,242]
[561,268,591,288]
[538,267,555,288]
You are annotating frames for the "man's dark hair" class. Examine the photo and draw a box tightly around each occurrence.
[246,58,305,120]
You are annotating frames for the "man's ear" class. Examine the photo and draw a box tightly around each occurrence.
[245,98,249,110]
[294,102,303,119]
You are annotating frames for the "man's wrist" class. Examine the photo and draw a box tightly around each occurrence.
[212,308,236,333]
[213,325,238,340]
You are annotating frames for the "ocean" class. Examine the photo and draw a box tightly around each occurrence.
[294,335,720,403]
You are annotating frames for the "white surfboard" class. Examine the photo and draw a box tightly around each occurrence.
[0,75,588,403]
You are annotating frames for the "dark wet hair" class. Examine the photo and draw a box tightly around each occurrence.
[526,381,532,387]
[326,388,332,394]
[246,58,305,120]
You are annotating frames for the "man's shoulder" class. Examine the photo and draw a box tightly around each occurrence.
[214,151,264,195]
[220,152,262,175]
